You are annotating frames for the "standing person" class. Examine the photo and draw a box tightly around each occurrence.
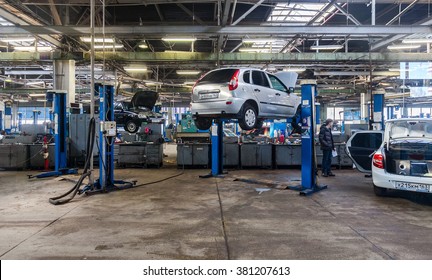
[319,118,335,177]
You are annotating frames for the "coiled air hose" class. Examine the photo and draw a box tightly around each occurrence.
[49,117,96,205]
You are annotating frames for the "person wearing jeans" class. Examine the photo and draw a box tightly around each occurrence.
[319,118,335,177]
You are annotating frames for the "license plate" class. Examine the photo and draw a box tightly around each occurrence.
[394,181,431,192]
[199,93,218,99]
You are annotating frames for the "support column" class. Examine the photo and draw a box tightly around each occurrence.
[54,60,76,107]
[360,92,371,121]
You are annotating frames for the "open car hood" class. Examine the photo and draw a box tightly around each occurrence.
[131,90,159,109]
[274,71,298,88]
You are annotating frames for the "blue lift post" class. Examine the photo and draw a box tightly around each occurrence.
[288,81,327,195]
[29,91,78,179]
[4,102,12,134]
[32,110,40,125]
[17,112,23,132]
[373,93,385,130]
[84,84,134,193]
[199,119,225,178]
[0,110,3,131]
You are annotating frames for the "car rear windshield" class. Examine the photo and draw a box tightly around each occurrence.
[196,69,238,85]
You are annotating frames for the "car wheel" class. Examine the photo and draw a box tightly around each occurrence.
[195,117,212,130]
[254,119,264,129]
[125,120,140,133]
[373,184,388,197]
[239,103,257,130]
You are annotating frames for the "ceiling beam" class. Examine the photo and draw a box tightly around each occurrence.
[48,0,62,25]
[371,17,432,50]
[385,0,419,25]
[2,51,430,63]
[331,2,362,26]
[17,0,432,5]
[2,25,431,35]
[83,51,432,63]
[231,0,264,26]
[155,4,165,21]
[0,7,62,47]
[176,3,205,25]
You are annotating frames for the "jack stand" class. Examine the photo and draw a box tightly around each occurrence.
[200,120,226,178]
[83,84,135,194]
[29,91,78,179]
[287,81,327,196]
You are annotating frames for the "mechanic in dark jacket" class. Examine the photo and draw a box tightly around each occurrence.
[319,118,335,177]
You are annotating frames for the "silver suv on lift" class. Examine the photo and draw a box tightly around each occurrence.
[190,68,301,130]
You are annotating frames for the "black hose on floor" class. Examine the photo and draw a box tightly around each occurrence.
[49,118,96,205]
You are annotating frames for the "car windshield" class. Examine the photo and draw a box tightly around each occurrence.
[196,69,238,85]
[389,120,432,140]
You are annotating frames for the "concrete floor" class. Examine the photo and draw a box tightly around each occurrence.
[1,144,432,260]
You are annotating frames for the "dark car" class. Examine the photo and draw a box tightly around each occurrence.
[114,90,160,133]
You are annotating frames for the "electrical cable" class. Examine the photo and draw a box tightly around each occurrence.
[49,117,96,205]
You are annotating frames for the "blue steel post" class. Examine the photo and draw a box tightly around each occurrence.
[4,102,12,134]
[17,112,22,131]
[97,84,107,189]
[0,110,3,131]
[211,121,223,176]
[288,81,327,195]
[32,110,38,125]
[300,84,315,190]
[373,93,385,130]
[53,91,68,171]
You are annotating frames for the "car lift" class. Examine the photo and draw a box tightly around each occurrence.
[28,91,78,179]
[288,80,327,195]
[198,118,226,178]
[81,84,135,194]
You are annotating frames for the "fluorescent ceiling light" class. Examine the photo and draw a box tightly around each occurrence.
[0,37,35,42]
[165,50,191,53]
[14,46,52,52]
[176,70,200,75]
[402,38,432,44]
[93,44,124,49]
[310,45,343,50]
[81,37,114,43]
[36,99,47,102]
[388,68,401,72]
[183,81,196,86]
[162,37,196,42]
[387,44,421,50]
[138,44,148,49]
[243,38,279,43]
[124,67,149,72]
[283,67,306,72]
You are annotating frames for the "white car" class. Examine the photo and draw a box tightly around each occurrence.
[191,68,301,130]
[346,118,432,196]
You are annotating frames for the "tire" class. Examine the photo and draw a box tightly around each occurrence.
[373,184,388,197]
[195,117,212,130]
[239,103,257,130]
[125,119,140,133]
[254,119,264,129]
